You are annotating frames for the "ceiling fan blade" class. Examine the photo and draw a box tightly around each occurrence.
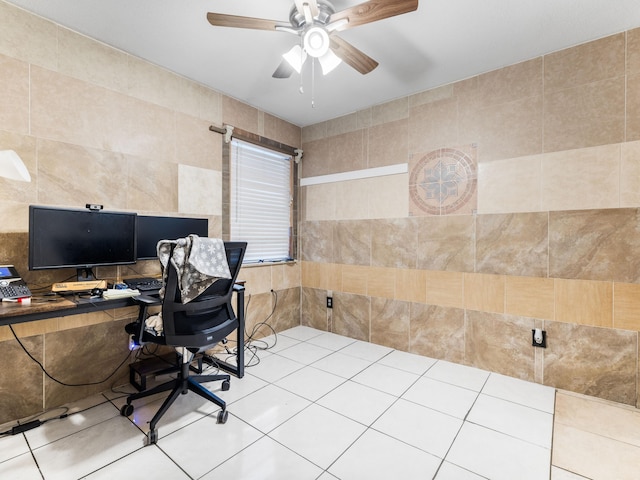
[207,12,281,31]
[330,0,418,31]
[273,60,295,78]
[330,36,378,74]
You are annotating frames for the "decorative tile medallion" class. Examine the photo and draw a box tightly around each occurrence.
[409,146,477,216]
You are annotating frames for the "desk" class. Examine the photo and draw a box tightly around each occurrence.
[0,294,135,326]
[0,285,246,378]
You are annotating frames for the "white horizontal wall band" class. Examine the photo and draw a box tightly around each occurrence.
[300,163,408,186]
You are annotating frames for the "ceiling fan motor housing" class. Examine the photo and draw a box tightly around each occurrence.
[289,0,335,28]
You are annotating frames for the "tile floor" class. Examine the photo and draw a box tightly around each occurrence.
[1,326,639,479]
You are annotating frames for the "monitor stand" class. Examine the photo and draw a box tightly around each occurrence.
[76,268,97,282]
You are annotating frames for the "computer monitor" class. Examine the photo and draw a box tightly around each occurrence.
[28,205,137,281]
[136,215,208,260]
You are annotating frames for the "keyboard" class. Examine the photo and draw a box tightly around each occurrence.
[123,277,163,292]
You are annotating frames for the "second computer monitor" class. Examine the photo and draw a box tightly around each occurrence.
[136,215,209,260]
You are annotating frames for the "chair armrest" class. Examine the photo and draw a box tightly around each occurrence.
[133,294,162,306]
[126,294,162,345]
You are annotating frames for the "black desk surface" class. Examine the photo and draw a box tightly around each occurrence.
[0,293,149,327]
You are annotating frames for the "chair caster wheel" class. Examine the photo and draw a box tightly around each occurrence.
[217,409,229,424]
[148,430,158,444]
[221,380,230,391]
[120,404,134,417]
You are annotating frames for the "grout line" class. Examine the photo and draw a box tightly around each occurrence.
[18,328,565,478]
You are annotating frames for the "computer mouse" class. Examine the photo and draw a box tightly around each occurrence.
[91,288,104,297]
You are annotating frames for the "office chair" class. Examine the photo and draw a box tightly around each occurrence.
[120,239,246,444]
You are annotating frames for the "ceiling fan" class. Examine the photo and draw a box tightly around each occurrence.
[207,0,419,78]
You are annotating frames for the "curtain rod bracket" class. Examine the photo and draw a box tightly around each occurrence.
[224,125,234,144]
[294,148,303,163]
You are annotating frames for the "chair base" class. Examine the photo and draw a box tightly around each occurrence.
[120,360,230,444]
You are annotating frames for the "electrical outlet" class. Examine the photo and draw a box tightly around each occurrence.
[531,329,547,348]
[128,334,139,351]
[326,296,333,309]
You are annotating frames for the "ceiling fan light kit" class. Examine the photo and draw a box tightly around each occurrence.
[303,26,330,58]
[282,45,307,74]
[207,0,419,79]
[318,49,342,75]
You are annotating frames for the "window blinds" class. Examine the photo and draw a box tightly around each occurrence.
[230,139,292,263]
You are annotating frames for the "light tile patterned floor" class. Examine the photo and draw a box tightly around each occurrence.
[1,326,638,479]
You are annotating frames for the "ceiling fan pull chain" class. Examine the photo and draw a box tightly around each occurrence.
[299,36,305,94]
[311,58,316,108]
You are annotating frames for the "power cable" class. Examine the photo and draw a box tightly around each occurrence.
[9,324,132,387]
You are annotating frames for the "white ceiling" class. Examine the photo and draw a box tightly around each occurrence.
[7,0,640,127]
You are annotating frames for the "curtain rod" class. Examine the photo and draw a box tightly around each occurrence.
[209,124,300,158]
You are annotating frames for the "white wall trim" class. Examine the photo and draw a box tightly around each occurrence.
[300,163,408,186]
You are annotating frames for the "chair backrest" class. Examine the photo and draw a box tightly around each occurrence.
[161,241,247,349]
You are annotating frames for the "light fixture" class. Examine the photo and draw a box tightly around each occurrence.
[282,44,308,74]
[318,49,341,75]
[0,150,31,182]
[283,29,342,76]
[303,26,330,58]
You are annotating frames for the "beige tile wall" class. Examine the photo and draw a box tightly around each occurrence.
[302,261,640,405]
[0,1,301,424]
[300,27,640,407]
[1,0,639,418]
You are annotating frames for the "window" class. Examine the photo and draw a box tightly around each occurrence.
[229,139,293,263]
